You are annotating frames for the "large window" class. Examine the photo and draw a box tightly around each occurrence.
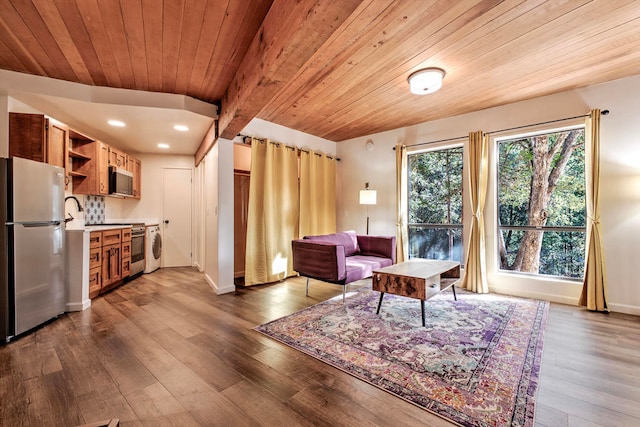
[408,146,463,263]
[497,127,586,279]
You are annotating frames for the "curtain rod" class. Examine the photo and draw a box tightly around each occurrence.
[236,134,340,161]
[393,109,609,150]
[394,134,468,150]
[488,109,608,135]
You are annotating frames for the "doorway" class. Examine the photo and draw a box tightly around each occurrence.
[162,168,193,267]
[234,172,250,278]
[233,143,251,285]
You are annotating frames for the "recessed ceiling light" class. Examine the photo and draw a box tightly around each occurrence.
[173,124,189,132]
[108,120,126,127]
[157,143,170,149]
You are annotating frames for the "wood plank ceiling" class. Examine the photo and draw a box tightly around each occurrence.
[1,0,640,146]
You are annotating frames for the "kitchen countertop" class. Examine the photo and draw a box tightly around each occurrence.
[65,224,133,232]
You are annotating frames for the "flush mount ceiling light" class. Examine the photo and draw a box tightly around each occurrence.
[157,143,170,149]
[408,67,445,95]
[108,119,126,127]
[173,124,189,132]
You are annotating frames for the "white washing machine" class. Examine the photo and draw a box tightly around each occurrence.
[144,224,162,273]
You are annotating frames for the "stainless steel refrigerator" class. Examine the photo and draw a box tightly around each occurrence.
[1,157,66,343]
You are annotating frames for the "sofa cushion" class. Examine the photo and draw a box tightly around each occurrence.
[345,255,393,284]
[305,230,359,256]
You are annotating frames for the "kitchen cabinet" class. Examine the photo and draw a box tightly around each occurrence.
[48,121,68,169]
[68,133,110,196]
[11,112,142,199]
[121,227,132,278]
[102,242,122,289]
[72,141,141,198]
[101,229,122,291]
[126,155,142,199]
[88,227,131,299]
[109,146,127,169]
[9,112,68,173]
[88,231,102,298]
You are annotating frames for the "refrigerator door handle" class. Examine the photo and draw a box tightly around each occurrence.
[10,221,62,227]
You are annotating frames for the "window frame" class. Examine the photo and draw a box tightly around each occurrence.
[494,124,586,281]
[406,143,464,264]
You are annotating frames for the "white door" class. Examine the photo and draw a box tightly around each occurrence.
[163,168,193,267]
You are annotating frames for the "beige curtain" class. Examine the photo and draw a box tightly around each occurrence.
[299,150,337,237]
[462,131,489,293]
[395,144,408,262]
[245,138,299,286]
[579,109,608,311]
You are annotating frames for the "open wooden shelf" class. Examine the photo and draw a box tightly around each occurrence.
[68,170,88,178]
[68,149,92,160]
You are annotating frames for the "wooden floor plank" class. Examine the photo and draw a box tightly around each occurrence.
[91,333,158,396]
[0,266,638,426]
[149,327,245,392]
[24,371,84,426]
[188,331,306,403]
[221,379,316,427]
[15,329,63,380]
[0,346,30,426]
[123,382,196,424]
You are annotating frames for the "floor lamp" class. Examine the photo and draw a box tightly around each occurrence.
[359,182,377,235]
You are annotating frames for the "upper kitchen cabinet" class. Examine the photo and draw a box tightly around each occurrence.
[126,155,142,199]
[9,113,68,170]
[69,133,109,196]
[108,146,127,169]
[71,140,142,198]
[10,112,142,199]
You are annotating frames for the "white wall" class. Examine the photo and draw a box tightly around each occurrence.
[200,140,236,295]
[337,75,640,315]
[194,159,204,271]
[218,139,234,292]
[203,144,219,289]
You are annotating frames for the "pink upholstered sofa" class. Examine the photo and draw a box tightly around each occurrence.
[291,231,396,302]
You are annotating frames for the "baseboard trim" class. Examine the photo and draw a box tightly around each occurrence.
[488,285,579,306]
[488,285,640,315]
[204,273,235,295]
[66,299,91,312]
[606,302,640,316]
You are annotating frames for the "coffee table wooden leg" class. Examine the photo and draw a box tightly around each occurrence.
[452,284,457,301]
[376,292,385,314]
[421,299,426,327]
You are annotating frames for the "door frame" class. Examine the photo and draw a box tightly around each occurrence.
[162,167,194,267]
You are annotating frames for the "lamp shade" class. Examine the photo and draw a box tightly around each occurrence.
[408,68,445,95]
[359,189,377,205]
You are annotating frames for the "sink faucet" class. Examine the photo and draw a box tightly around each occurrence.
[65,196,84,212]
[65,196,84,223]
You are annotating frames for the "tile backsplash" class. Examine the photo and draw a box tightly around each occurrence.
[84,195,105,225]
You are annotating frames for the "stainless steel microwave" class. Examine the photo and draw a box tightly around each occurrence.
[109,166,133,196]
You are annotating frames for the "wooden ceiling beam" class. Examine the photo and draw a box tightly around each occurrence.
[194,0,367,163]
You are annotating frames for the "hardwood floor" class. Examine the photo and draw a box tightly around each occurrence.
[1,267,639,426]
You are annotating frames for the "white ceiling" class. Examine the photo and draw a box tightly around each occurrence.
[2,70,217,156]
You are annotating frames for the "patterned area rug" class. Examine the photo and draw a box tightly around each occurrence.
[255,286,549,427]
